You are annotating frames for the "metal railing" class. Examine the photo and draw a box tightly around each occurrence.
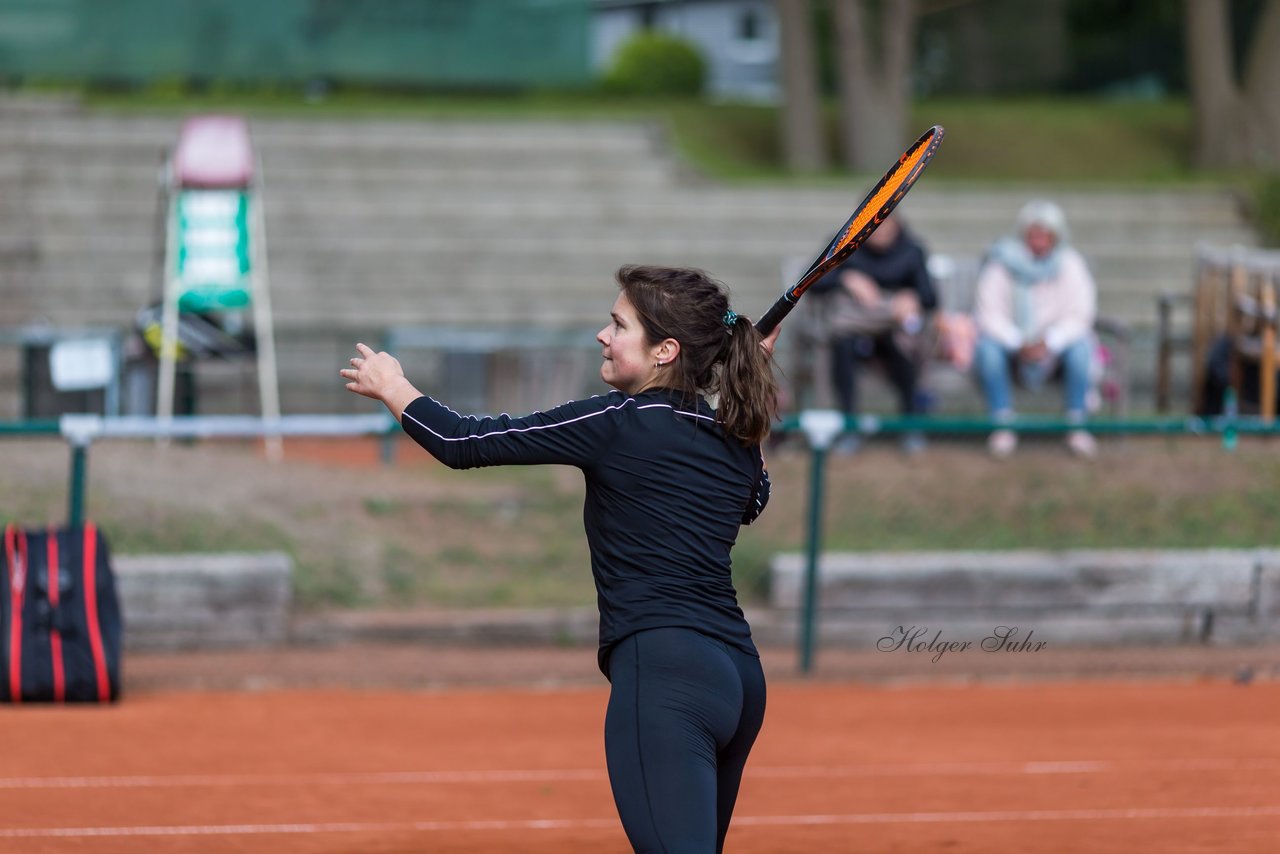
[2,414,397,529]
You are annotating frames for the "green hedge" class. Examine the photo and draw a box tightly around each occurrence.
[603,32,705,97]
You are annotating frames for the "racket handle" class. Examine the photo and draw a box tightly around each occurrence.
[754,295,796,338]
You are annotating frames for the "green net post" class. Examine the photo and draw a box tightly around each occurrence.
[795,411,847,675]
[68,442,88,530]
[1222,387,1238,451]
[59,415,104,530]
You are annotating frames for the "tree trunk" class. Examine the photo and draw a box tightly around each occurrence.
[1241,0,1280,168]
[775,0,828,172]
[1185,0,1280,169]
[831,0,916,172]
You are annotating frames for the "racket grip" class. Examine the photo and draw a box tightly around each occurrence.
[754,296,796,338]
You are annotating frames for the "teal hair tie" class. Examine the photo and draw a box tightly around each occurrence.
[722,310,738,328]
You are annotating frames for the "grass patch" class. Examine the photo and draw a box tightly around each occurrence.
[380,544,421,601]
[911,97,1194,185]
[0,481,66,525]
[437,544,484,567]
[294,555,367,608]
[363,497,406,518]
[789,439,1280,556]
[1253,173,1280,247]
[664,97,1202,185]
[5,437,1278,610]
[96,505,287,554]
[80,84,689,122]
[368,442,1280,608]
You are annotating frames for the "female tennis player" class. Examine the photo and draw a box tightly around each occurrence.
[342,265,780,853]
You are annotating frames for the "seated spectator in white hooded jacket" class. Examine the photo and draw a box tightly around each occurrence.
[972,200,1098,459]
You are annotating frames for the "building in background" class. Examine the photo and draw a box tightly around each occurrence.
[593,0,779,101]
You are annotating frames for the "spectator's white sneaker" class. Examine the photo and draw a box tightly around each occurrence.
[1066,429,1098,459]
[987,429,1017,459]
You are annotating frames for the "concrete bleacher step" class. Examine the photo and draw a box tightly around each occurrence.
[22,180,1247,247]
[1,97,1262,413]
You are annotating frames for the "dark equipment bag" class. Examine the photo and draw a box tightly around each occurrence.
[2,523,123,703]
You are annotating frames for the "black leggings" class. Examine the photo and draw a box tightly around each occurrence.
[604,627,767,853]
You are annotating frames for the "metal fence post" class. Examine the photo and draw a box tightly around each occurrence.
[1222,387,1238,451]
[59,415,103,530]
[68,440,88,529]
[796,410,847,675]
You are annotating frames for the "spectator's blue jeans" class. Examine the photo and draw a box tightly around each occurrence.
[974,335,1093,422]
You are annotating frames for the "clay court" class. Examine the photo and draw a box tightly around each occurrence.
[4,439,1280,852]
[1,644,1277,854]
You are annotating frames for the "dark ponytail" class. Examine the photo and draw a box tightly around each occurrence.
[717,312,777,445]
[616,265,778,445]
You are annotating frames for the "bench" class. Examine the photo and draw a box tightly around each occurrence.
[781,254,1131,418]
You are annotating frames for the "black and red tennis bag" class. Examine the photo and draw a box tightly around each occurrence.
[2,523,122,703]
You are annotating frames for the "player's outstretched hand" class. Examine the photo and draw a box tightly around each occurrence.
[341,343,403,399]
[341,343,423,422]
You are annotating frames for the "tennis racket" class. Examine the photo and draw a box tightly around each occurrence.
[754,125,945,337]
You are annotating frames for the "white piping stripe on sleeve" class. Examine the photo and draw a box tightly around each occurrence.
[402,396,721,446]
[635,403,717,424]
[403,396,635,444]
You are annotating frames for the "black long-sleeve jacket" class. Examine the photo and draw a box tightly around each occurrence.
[399,388,770,675]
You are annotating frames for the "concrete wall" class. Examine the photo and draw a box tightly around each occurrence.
[771,549,1280,646]
[115,552,291,650]
[106,547,1280,651]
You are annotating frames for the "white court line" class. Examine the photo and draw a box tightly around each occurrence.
[2,807,1279,839]
[0,769,606,790]
[736,806,1280,826]
[0,759,1275,790]
[758,759,1280,778]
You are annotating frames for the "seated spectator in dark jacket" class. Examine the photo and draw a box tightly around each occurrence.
[810,216,936,451]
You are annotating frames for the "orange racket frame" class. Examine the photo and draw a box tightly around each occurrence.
[755,125,945,336]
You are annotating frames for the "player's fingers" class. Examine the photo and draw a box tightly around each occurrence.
[759,324,782,356]
[355,342,375,356]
